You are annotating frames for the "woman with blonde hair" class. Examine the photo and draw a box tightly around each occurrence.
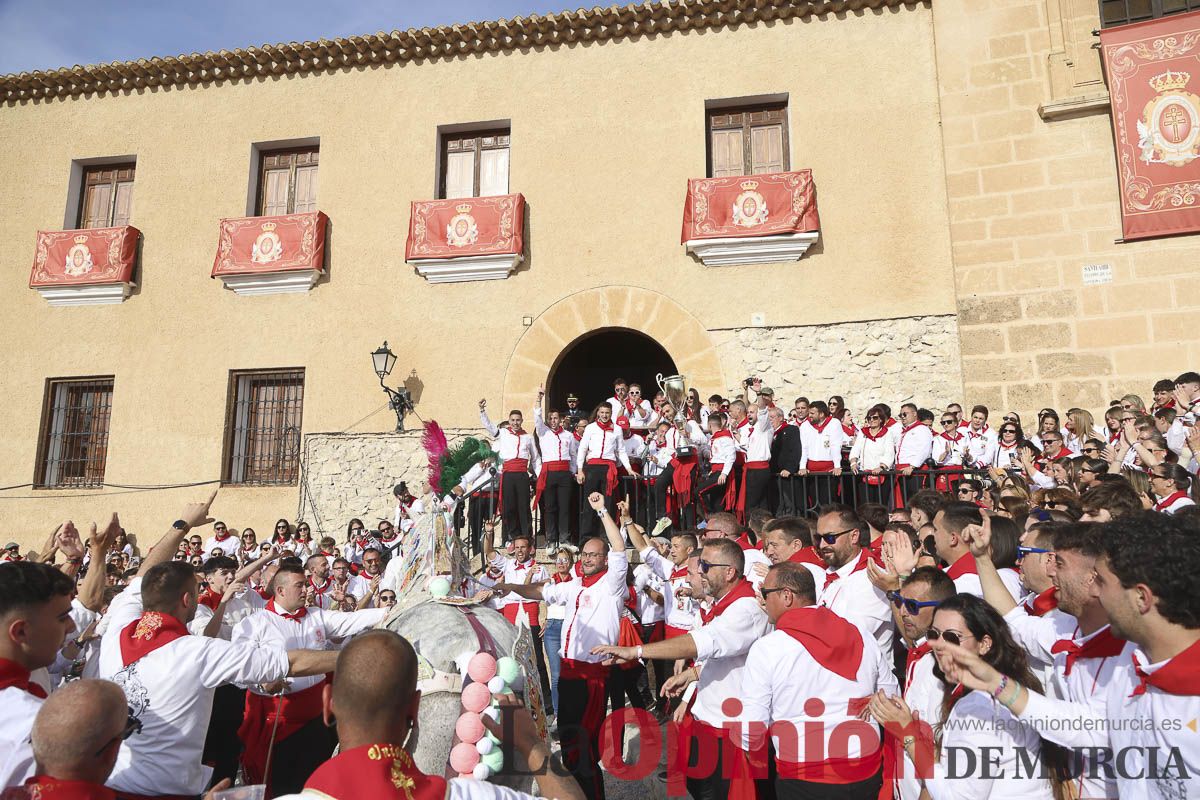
[1063,408,1097,454]
[1120,466,1155,509]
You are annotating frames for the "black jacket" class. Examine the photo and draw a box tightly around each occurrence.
[770,424,801,474]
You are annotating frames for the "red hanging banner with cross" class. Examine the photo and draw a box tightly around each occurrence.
[1101,10,1200,240]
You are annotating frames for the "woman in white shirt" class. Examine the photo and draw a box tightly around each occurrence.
[869,594,1062,800]
[850,404,896,507]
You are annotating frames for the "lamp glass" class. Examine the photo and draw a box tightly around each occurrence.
[372,342,398,380]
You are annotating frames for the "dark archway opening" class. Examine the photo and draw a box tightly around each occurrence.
[547,328,678,415]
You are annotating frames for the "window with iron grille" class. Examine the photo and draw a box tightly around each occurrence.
[1101,0,1200,27]
[223,369,305,485]
[35,377,115,489]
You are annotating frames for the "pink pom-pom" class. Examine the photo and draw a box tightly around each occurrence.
[461,681,491,713]
[450,741,480,773]
[467,652,498,684]
[455,711,485,744]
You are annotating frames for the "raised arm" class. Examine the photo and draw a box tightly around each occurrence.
[960,514,1017,615]
[619,500,651,553]
[139,490,218,576]
[286,648,340,677]
[77,517,120,612]
[235,547,280,583]
[479,399,499,437]
[533,386,549,435]
[590,492,625,554]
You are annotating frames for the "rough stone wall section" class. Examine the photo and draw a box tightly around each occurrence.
[298,428,484,540]
[710,315,964,414]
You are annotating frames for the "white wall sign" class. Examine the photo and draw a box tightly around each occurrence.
[1082,263,1113,286]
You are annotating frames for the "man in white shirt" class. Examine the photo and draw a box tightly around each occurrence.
[0,562,77,790]
[482,492,627,800]
[618,382,654,429]
[814,505,893,656]
[798,400,846,509]
[480,399,540,540]
[204,521,241,558]
[961,404,999,470]
[697,412,739,514]
[593,536,770,800]
[575,404,638,538]
[704,512,771,587]
[534,388,578,545]
[232,562,388,796]
[648,404,706,528]
[894,403,935,502]
[734,400,774,513]
[933,502,1014,602]
[743,562,898,799]
[97,492,339,800]
[483,531,551,701]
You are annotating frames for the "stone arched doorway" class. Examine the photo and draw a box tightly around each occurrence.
[501,286,725,412]
[547,329,677,414]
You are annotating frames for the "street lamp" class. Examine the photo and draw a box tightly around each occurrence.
[371,341,413,431]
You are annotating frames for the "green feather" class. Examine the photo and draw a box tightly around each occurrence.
[437,437,498,495]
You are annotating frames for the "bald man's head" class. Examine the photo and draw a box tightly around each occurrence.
[330,630,419,734]
[32,679,129,782]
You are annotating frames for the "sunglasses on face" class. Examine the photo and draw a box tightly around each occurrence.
[886,591,940,615]
[698,560,734,572]
[95,710,143,757]
[1016,545,1053,562]
[957,487,975,495]
[817,527,857,546]
[760,586,791,598]
[1001,429,1017,435]
[380,593,396,602]
[926,628,973,646]
[866,415,882,422]
[1003,416,1018,423]
[941,419,956,425]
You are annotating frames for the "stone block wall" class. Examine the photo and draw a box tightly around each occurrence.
[933,0,1200,418]
[710,315,964,415]
[298,429,483,540]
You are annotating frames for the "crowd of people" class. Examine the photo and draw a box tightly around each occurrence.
[1,371,1199,800]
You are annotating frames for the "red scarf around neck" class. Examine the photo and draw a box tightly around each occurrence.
[11,776,116,800]
[1155,491,1190,512]
[711,429,734,443]
[700,578,756,625]
[1025,586,1058,617]
[197,589,222,609]
[945,552,978,580]
[1131,637,1200,697]
[860,426,888,442]
[812,416,833,433]
[267,598,308,622]
[595,420,614,433]
[303,743,446,800]
[0,658,47,699]
[1050,626,1126,676]
[580,568,609,588]
[823,548,869,591]
[775,606,864,681]
[905,640,932,687]
[118,612,189,667]
[787,546,825,567]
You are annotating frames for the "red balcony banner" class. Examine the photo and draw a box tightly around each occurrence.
[681,170,819,243]
[1101,10,1200,240]
[211,211,328,277]
[30,226,140,287]
[405,193,525,260]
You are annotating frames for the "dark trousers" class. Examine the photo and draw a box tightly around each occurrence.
[530,624,552,697]
[468,493,497,552]
[652,463,675,523]
[686,730,777,800]
[559,674,612,800]
[899,471,926,507]
[771,474,800,516]
[858,476,893,507]
[696,471,729,513]
[541,470,573,544]
[807,472,838,513]
[775,767,882,800]
[642,622,668,706]
[744,467,771,513]
[270,714,338,797]
[501,472,533,538]
[202,684,246,788]
[580,464,614,539]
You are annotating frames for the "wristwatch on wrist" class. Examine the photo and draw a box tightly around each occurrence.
[172,520,189,531]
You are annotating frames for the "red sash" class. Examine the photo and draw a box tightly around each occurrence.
[737,460,770,513]
[534,459,571,507]
[118,612,189,668]
[586,458,619,495]
[239,680,328,789]
[559,657,611,778]
[682,717,767,800]
[0,658,48,699]
[1051,627,1127,676]
[806,460,835,473]
[668,451,699,516]
[7,776,115,800]
[304,743,446,800]
[502,600,542,626]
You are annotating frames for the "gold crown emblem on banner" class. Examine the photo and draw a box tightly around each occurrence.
[455,204,472,213]
[260,222,277,232]
[740,180,760,191]
[73,235,89,244]
[1150,70,1191,93]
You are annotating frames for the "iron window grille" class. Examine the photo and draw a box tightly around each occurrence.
[223,369,305,485]
[35,377,115,489]
[1100,0,1200,28]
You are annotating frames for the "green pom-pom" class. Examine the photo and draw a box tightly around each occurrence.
[482,748,504,771]
[496,656,520,684]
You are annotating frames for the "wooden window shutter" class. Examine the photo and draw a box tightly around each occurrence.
[750,124,784,174]
[293,165,319,213]
[711,128,745,177]
[444,149,475,199]
[261,169,291,215]
[112,180,134,226]
[479,147,509,197]
[81,184,113,229]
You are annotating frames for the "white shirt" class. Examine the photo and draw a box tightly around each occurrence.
[640,546,696,631]
[609,395,653,427]
[0,685,43,789]
[992,440,1022,471]
[850,429,897,471]
[189,588,267,640]
[708,432,739,476]
[458,461,498,494]
[633,563,665,625]
[232,603,386,696]
[741,411,774,463]
[895,422,934,467]
[688,584,770,728]
[98,577,291,796]
[740,609,898,763]
[932,431,965,466]
[541,550,628,663]
[799,417,846,468]
[574,422,634,473]
[488,553,548,613]
[963,425,999,468]
[532,406,576,467]
[1155,491,1196,514]
[204,533,242,558]
[897,646,942,800]
[480,411,540,471]
[818,553,894,656]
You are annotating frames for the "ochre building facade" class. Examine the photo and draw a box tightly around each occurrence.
[0,0,1194,546]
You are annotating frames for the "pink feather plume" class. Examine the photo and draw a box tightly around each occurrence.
[422,420,449,489]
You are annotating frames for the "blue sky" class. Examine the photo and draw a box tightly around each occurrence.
[0,0,592,75]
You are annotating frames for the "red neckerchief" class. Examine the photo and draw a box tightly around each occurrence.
[118,612,189,667]
[670,565,689,580]
[860,426,889,442]
[0,658,47,699]
[700,578,756,625]
[734,418,749,432]
[1155,491,1190,512]
[509,426,526,437]
[1051,626,1126,676]
[303,743,446,800]
[10,776,116,800]
[513,559,535,571]
[214,531,233,542]
[573,432,583,442]
[812,416,833,434]
[967,424,989,440]
[940,430,963,442]
[1108,430,1121,445]
[905,640,932,686]
[197,589,222,609]
[901,421,922,434]
[1046,447,1071,461]
[822,548,869,591]
[1131,638,1200,696]
[945,552,978,580]
[266,598,307,622]
[625,397,637,414]
[711,429,734,443]
[595,420,614,433]
[773,423,787,439]
[309,577,331,594]
[775,606,864,681]
[1024,586,1058,617]
[580,568,608,588]
[551,572,574,584]
[884,417,898,429]
[734,532,755,551]
[787,546,825,567]
[379,531,400,544]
